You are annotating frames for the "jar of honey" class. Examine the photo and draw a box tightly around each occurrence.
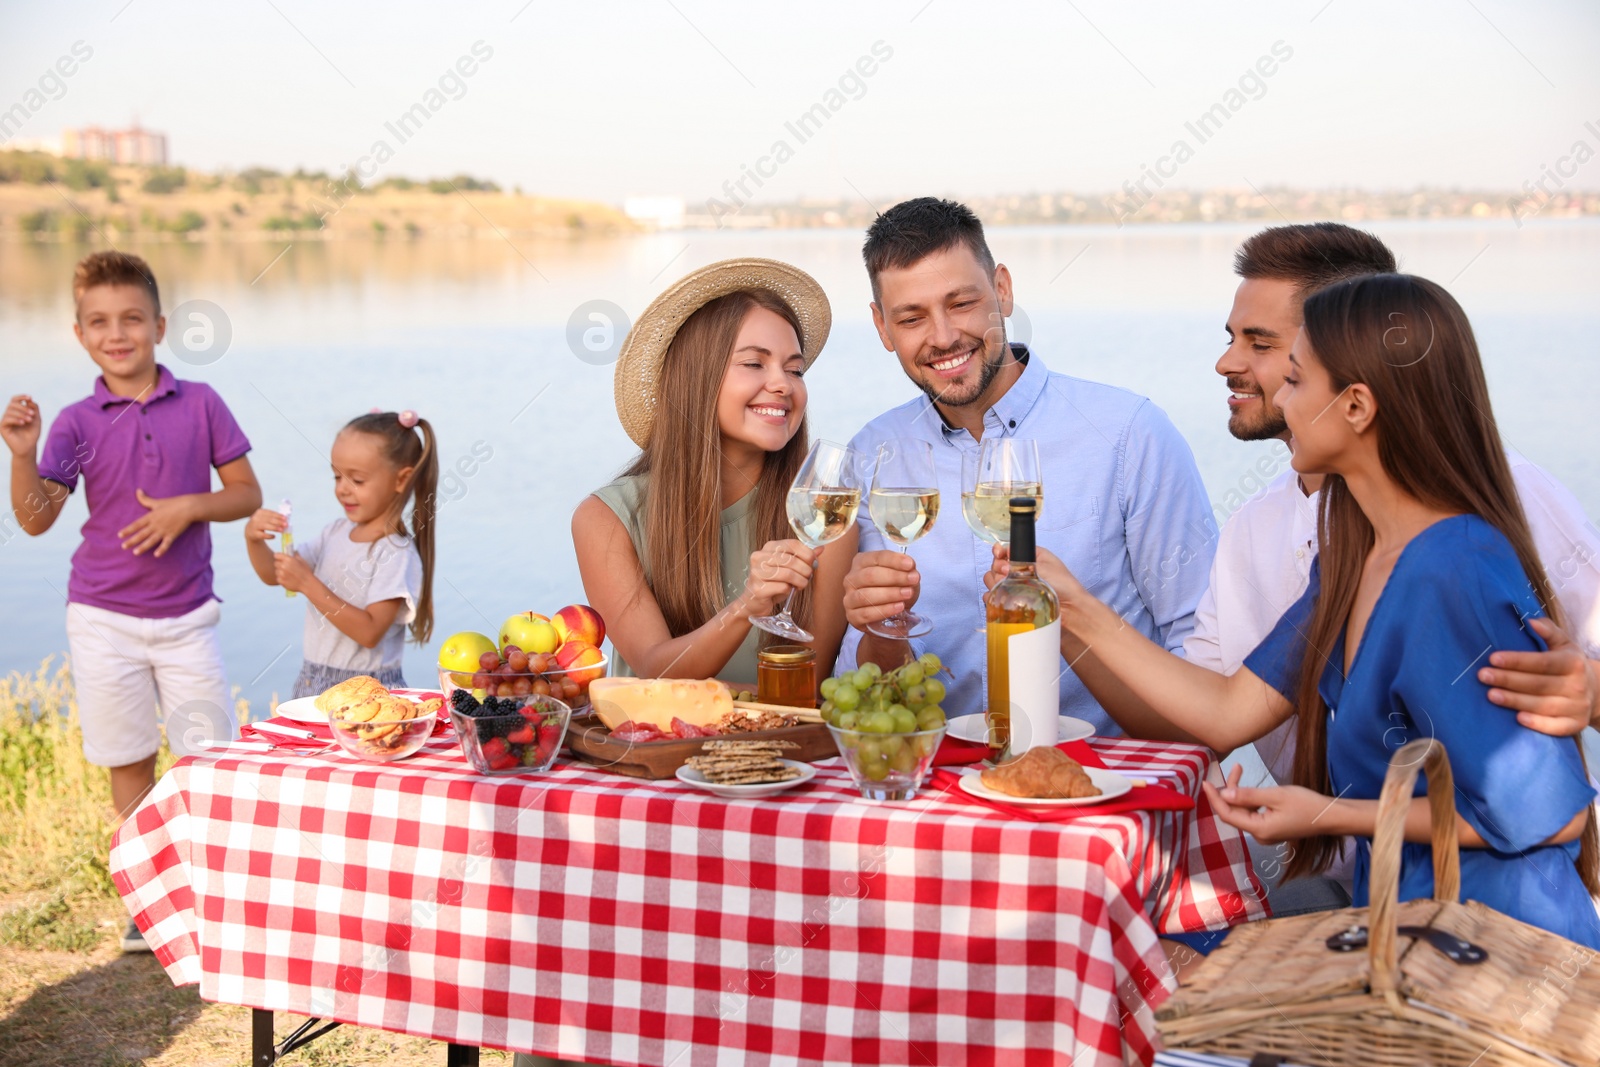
[756,644,817,708]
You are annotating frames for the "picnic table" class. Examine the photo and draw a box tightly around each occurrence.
[110,727,1266,1066]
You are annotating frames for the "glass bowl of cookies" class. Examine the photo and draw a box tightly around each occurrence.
[326,691,441,762]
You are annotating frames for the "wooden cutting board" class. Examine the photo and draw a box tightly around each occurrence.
[564,714,838,779]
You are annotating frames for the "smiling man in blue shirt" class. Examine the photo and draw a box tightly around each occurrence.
[838,198,1215,736]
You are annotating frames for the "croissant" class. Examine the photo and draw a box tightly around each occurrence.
[981,746,1101,799]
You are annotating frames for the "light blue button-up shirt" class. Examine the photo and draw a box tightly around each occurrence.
[837,345,1217,736]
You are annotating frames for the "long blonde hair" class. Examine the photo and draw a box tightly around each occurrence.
[1283,273,1597,895]
[625,289,811,636]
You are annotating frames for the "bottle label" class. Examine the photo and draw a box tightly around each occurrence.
[1007,619,1062,753]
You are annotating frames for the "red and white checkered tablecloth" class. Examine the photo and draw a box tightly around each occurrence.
[111,733,1266,1067]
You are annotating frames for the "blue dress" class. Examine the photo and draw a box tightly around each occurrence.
[1244,514,1600,949]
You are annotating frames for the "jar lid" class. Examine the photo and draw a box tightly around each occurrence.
[758,643,816,664]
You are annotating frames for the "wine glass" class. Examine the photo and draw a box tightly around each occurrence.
[961,438,1043,543]
[749,440,863,643]
[866,439,940,639]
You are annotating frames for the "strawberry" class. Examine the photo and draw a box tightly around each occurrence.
[506,726,534,745]
[481,736,509,761]
[489,753,519,770]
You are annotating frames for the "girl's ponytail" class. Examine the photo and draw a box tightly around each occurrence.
[407,417,439,644]
[343,410,439,644]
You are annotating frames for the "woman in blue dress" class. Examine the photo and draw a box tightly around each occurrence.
[1028,273,1598,948]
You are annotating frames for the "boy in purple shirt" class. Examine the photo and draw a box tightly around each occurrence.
[2,251,261,951]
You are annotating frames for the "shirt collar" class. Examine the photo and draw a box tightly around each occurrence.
[96,364,178,408]
[936,343,1047,441]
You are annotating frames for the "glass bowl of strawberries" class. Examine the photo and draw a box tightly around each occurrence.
[443,684,573,774]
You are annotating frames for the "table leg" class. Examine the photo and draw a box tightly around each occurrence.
[252,1009,274,1066]
[446,1044,480,1066]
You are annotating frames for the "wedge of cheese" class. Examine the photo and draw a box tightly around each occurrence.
[588,677,732,731]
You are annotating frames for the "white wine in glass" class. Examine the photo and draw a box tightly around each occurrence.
[866,439,939,640]
[787,487,861,547]
[960,438,1043,544]
[750,440,863,643]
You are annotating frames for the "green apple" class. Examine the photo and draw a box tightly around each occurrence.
[439,631,497,684]
[501,612,559,655]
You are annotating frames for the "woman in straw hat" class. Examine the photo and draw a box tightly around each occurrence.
[571,259,852,685]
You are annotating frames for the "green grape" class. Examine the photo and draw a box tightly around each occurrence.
[863,710,894,734]
[837,710,859,731]
[917,652,941,674]
[820,677,839,701]
[881,733,905,756]
[857,737,881,762]
[916,706,945,731]
[891,745,919,774]
[899,662,925,687]
[903,683,927,710]
[862,662,882,682]
[890,707,918,734]
[833,685,860,712]
[851,668,873,690]
[913,733,938,758]
[861,756,890,781]
[923,678,947,704]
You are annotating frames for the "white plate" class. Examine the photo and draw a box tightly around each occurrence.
[275,690,435,724]
[958,765,1134,807]
[675,759,817,799]
[946,714,1096,745]
[274,696,326,723]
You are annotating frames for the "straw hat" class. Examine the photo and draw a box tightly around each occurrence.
[613,258,832,448]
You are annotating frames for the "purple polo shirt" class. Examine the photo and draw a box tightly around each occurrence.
[39,365,252,619]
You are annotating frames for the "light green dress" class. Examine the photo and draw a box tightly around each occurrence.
[591,473,761,686]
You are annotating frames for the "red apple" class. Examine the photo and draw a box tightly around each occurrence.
[552,604,605,648]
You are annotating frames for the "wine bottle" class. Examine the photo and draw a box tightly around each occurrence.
[982,496,1061,757]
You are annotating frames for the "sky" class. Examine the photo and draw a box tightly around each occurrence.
[1,0,1598,208]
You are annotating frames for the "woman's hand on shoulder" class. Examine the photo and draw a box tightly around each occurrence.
[245,507,286,543]
[738,539,815,617]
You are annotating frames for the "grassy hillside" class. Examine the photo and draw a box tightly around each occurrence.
[0,153,635,241]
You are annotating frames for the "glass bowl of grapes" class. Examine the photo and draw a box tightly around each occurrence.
[820,654,949,801]
[447,689,572,775]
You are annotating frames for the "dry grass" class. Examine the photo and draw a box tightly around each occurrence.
[0,658,513,1066]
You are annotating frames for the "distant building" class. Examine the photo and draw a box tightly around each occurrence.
[623,196,686,230]
[61,123,168,166]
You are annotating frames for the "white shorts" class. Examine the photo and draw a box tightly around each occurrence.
[65,600,238,766]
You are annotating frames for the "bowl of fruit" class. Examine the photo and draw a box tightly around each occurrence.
[820,654,948,801]
[436,605,608,711]
[448,689,572,774]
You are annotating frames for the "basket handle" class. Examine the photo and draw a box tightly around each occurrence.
[1368,738,1461,996]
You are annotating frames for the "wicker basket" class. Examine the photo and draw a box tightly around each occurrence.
[1157,739,1600,1066]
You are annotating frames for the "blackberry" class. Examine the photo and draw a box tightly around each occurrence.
[450,688,481,715]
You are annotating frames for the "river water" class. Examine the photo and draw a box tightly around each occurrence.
[3,219,1596,720]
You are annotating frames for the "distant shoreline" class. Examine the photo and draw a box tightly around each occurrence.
[2,151,1595,241]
